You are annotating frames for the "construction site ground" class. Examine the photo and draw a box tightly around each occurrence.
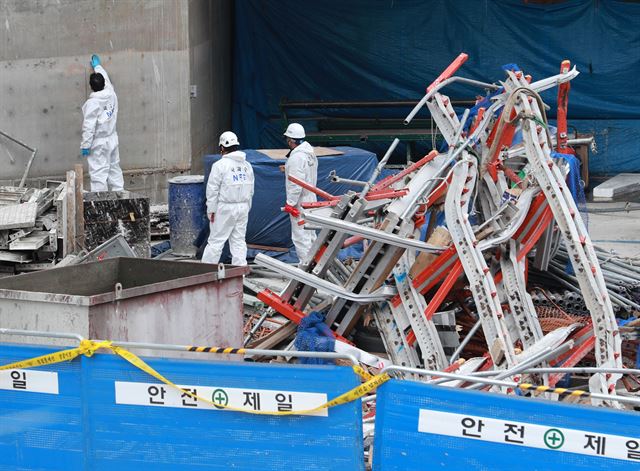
[587,196,640,258]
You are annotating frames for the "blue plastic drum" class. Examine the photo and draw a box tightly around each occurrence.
[168,175,207,256]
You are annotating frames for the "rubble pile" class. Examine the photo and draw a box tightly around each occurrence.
[0,183,64,274]
[251,55,639,407]
[150,204,170,239]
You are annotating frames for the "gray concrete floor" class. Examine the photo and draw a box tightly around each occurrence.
[586,199,640,259]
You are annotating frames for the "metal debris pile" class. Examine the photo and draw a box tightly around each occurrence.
[0,183,64,273]
[150,204,170,239]
[252,54,639,407]
[0,131,146,273]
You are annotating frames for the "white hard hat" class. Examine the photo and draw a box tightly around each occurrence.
[283,123,306,139]
[219,131,239,148]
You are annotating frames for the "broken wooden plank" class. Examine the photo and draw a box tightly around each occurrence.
[248,321,296,350]
[55,182,67,235]
[247,243,290,253]
[0,202,37,230]
[9,231,49,251]
[64,171,76,255]
[74,164,85,250]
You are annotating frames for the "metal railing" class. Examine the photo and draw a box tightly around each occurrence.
[381,365,640,407]
[0,328,359,366]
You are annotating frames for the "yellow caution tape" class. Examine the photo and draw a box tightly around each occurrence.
[0,340,110,371]
[0,340,389,416]
[323,372,390,410]
[352,364,374,381]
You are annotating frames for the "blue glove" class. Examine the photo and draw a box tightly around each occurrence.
[81,148,90,156]
[90,54,101,68]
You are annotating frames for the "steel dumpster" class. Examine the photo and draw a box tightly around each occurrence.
[0,258,247,358]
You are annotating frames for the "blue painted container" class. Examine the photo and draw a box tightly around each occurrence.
[168,175,207,256]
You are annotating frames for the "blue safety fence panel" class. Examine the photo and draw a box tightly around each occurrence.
[83,355,364,470]
[373,378,640,470]
[0,343,364,470]
[0,344,84,471]
[83,354,364,470]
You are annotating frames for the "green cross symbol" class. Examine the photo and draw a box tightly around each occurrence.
[212,388,229,409]
[544,428,565,449]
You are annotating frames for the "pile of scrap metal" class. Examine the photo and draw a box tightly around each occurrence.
[0,128,146,272]
[0,130,63,273]
[253,53,639,408]
[150,204,170,239]
[0,183,62,273]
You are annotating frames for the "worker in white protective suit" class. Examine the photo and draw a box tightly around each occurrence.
[282,123,318,262]
[202,131,254,266]
[80,54,124,192]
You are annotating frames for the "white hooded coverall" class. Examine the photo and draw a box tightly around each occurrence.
[81,65,124,192]
[285,141,318,262]
[202,151,255,266]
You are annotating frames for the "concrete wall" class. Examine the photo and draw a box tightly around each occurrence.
[188,0,233,174]
[0,0,232,201]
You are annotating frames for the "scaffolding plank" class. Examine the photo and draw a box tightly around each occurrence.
[0,250,31,263]
[0,202,37,230]
[9,231,49,251]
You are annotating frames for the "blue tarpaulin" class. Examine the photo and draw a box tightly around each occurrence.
[203,146,377,249]
[233,0,640,175]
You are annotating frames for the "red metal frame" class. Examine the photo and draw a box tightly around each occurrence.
[300,189,409,209]
[256,289,353,345]
[469,107,485,135]
[556,60,571,154]
[257,289,306,324]
[287,175,338,201]
[413,246,457,294]
[487,108,518,182]
[365,188,409,200]
[301,200,339,209]
[549,319,596,387]
[370,150,439,193]
[549,337,595,387]
[390,294,402,308]
[516,206,554,263]
[424,261,463,322]
[427,53,469,93]
[407,260,463,346]
[313,244,328,264]
[513,192,548,240]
